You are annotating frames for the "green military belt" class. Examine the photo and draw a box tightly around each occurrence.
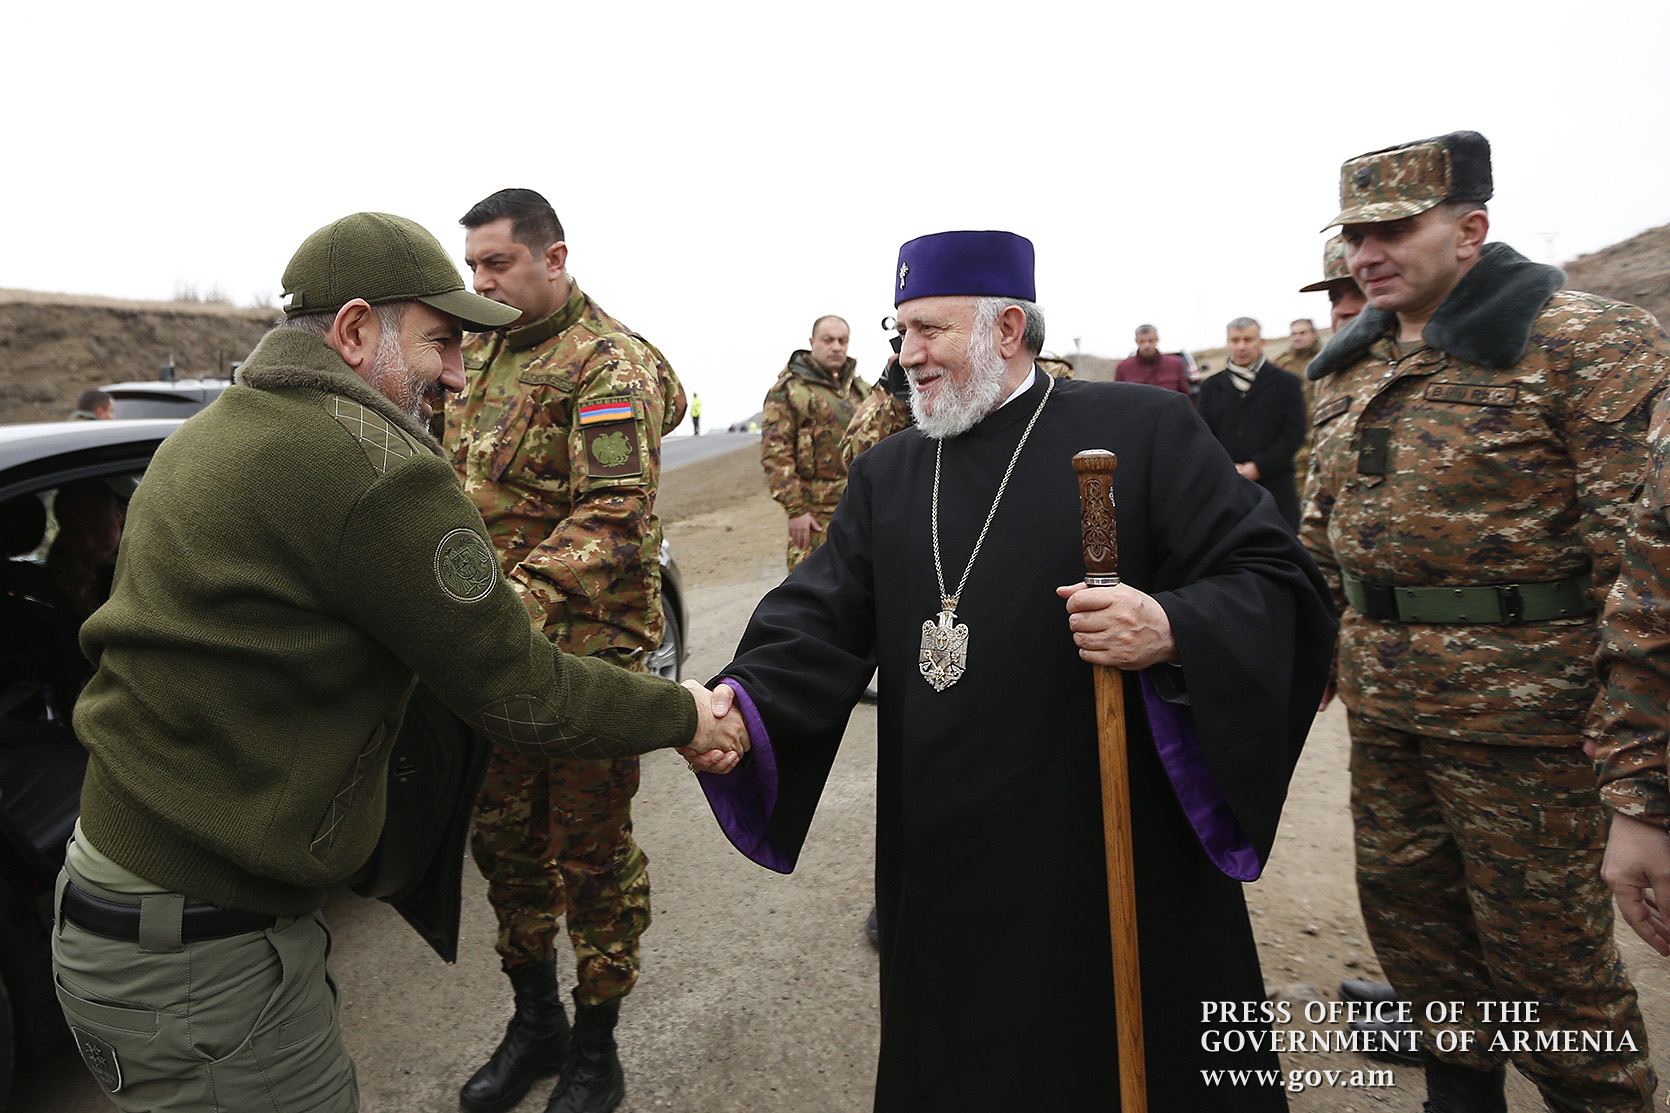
[1342,573,1595,625]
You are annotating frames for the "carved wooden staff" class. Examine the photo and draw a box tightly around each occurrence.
[1072,448,1146,1113]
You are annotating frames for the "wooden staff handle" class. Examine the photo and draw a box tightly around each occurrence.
[1073,448,1146,1113]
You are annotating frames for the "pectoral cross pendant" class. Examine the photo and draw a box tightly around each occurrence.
[919,602,970,692]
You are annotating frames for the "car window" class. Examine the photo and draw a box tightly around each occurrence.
[2,470,142,724]
[109,396,209,419]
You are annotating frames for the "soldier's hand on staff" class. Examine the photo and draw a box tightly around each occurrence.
[1601,811,1670,956]
[677,679,750,773]
[1056,582,1179,670]
[787,513,822,549]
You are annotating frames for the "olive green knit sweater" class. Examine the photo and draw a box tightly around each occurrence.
[75,328,697,915]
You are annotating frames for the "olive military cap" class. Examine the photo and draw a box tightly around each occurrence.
[282,212,519,331]
[1322,131,1493,230]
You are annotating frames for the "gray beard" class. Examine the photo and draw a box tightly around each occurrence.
[369,331,431,420]
[911,326,1010,439]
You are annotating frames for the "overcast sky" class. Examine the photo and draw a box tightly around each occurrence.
[5,0,1666,430]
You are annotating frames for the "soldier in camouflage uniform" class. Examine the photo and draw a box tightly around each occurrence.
[760,315,867,570]
[1596,389,1670,958]
[1305,234,1369,335]
[447,189,685,1113]
[1276,318,1322,379]
[1302,132,1667,1113]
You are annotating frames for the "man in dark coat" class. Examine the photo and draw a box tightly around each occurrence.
[1198,317,1308,529]
[692,230,1336,1111]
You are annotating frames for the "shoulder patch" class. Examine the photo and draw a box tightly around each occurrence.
[434,528,498,603]
[1314,395,1352,425]
[326,397,422,474]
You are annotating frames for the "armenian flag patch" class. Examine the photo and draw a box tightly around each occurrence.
[579,400,635,426]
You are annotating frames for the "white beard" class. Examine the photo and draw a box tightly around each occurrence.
[910,324,1010,439]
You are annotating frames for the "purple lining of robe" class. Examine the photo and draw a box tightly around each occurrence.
[696,672,1260,881]
[1140,670,1262,881]
[694,679,792,873]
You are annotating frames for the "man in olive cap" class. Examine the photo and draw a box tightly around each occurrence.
[696,230,1335,1111]
[1303,132,1668,1112]
[49,212,745,1113]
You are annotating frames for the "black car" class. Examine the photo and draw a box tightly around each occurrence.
[0,417,688,1106]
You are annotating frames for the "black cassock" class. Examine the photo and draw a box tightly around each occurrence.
[701,373,1335,1112]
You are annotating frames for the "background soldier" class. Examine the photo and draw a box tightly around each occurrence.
[760,315,866,570]
[449,188,686,1113]
[1276,318,1322,379]
[1303,131,1666,1113]
[1303,234,1368,334]
[1598,386,1670,959]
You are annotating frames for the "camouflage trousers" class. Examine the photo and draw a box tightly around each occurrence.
[470,748,648,1006]
[1349,716,1656,1111]
[785,506,837,571]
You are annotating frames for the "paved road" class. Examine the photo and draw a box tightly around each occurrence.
[663,430,755,469]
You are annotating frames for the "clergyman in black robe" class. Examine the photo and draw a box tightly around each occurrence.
[685,231,1336,1112]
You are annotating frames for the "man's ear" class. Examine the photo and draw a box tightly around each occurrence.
[544,240,569,282]
[326,300,378,369]
[1455,209,1490,262]
[996,304,1028,360]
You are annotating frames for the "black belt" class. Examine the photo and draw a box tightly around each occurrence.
[61,882,276,943]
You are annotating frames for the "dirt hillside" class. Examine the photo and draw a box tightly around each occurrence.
[1565,222,1670,327]
[0,291,274,423]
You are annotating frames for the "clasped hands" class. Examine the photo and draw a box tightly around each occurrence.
[1057,581,1178,669]
[677,679,750,774]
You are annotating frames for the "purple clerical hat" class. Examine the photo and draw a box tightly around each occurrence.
[894,230,1036,307]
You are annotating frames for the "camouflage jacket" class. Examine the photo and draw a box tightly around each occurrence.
[1301,242,1670,746]
[1275,345,1320,379]
[1596,390,1670,826]
[840,384,912,467]
[446,283,685,661]
[760,351,866,517]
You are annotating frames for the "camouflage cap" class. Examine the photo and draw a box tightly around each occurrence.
[1299,235,1350,293]
[1322,131,1493,230]
[282,212,519,331]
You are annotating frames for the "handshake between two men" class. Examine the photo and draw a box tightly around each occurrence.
[677,679,751,774]
[672,579,1178,776]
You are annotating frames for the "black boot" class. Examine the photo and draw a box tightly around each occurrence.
[1422,1056,1507,1113]
[544,997,625,1113]
[460,960,571,1113]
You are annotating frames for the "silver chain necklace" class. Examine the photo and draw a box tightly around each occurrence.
[919,373,1054,691]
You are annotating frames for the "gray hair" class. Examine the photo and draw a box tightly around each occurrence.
[974,296,1046,356]
[281,301,411,338]
[1227,316,1260,333]
[1134,324,1158,338]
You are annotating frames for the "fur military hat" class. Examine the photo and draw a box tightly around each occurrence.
[282,212,519,331]
[1322,131,1493,230]
[894,230,1036,307]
